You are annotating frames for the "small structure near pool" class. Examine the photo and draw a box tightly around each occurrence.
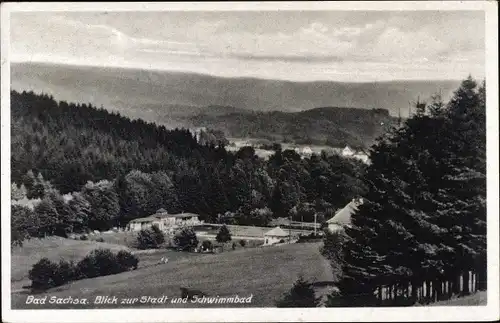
[263,226,291,245]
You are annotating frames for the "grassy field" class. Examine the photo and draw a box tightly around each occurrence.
[11,236,207,291]
[81,231,139,247]
[194,224,269,237]
[425,291,487,306]
[11,237,131,284]
[12,242,334,309]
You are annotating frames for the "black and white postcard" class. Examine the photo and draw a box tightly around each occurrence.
[1,1,498,322]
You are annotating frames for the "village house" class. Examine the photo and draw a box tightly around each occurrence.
[326,198,363,232]
[339,145,370,164]
[341,145,355,157]
[263,226,291,245]
[301,146,313,156]
[352,150,370,164]
[127,209,202,232]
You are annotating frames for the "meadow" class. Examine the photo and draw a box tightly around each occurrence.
[11,237,130,291]
[12,242,334,308]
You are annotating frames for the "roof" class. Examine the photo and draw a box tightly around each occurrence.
[168,213,199,218]
[326,199,363,225]
[264,226,290,237]
[151,212,200,219]
[130,212,200,223]
[129,217,158,223]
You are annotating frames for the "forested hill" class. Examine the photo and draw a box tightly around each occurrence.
[10,90,230,193]
[189,107,397,148]
[11,90,367,231]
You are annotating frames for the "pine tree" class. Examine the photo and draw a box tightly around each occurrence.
[22,170,37,198]
[68,192,91,233]
[47,191,74,237]
[11,205,34,246]
[82,180,120,231]
[276,276,320,307]
[33,198,59,237]
[216,225,232,243]
[328,77,486,306]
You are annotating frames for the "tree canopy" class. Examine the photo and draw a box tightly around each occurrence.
[329,76,486,305]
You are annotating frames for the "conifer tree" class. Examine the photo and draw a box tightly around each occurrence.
[216,225,232,243]
[328,77,486,306]
[276,276,320,307]
[69,192,91,233]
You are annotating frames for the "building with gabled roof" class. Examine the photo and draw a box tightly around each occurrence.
[342,145,355,157]
[263,226,290,245]
[326,198,364,232]
[127,209,202,232]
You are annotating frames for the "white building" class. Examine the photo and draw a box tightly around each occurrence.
[301,147,313,156]
[352,151,370,164]
[127,209,202,232]
[326,199,363,232]
[342,145,355,157]
[263,226,290,245]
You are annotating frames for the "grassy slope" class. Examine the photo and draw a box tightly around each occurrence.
[11,237,131,284]
[12,242,334,309]
[84,231,139,247]
[425,291,487,306]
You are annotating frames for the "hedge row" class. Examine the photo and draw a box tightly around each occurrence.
[29,249,139,290]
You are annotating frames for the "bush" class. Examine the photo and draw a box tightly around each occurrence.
[29,258,59,290]
[320,229,346,277]
[216,225,232,243]
[29,249,139,290]
[96,237,105,242]
[201,240,213,252]
[79,234,88,241]
[116,250,139,271]
[174,228,198,251]
[53,259,76,286]
[77,248,120,278]
[276,276,320,307]
[136,225,165,249]
[239,239,247,247]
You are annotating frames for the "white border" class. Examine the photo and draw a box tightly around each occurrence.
[1,2,498,322]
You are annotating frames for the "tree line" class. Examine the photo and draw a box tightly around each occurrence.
[11,90,366,244]
[321,76,487,306]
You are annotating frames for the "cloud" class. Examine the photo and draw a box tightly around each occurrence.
[10,11,485,82]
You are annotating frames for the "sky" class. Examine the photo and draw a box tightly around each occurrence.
[10,10,485,82]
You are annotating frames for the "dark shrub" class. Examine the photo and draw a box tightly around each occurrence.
[79,234,88,241]
[77,248,120,278]
[174,228,198,251]
[75,254,97,279]
[201,240,213,252]
[239,239,246,247]
[29,249,139,290]
[136,225,165,249]
[215,225,232,243]
[96,237,105,242]
[52,259,76,286]
[279,239,285,243]
[29,258,58,290]
[276,276,320,307]
[116,250,139,270]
